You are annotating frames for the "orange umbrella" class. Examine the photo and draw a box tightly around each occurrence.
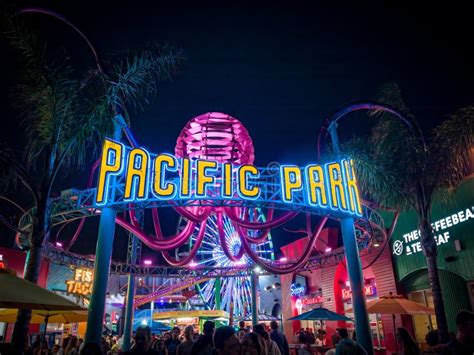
[362,294,435,315]
[346,293,434,351]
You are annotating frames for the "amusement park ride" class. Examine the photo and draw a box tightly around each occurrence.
[6,106,406,354]
[0,8,426,354]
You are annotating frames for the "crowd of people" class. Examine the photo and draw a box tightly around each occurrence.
[3,310,473,355]
[121,320,290,355]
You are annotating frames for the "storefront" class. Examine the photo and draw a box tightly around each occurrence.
[280,227,400,353]
[152,310,229,332]
[389,177,474,348]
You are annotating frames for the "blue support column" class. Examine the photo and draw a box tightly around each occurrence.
[85,116,124,346]
[122,273,136,351]
[85,206,116,345]
[122,211,142,350]
[341,218,373,355]
[328,122,373,355]
[251,272,259,326]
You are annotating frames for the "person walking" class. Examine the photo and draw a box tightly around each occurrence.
[269,321,289,355]
[123,326,159,355]
[335,328,366,355]
[177,326,194,355]
[191,321,214,355]
[396,328,419,355]
[65,336,79,355]
[241,332,265,355]
[213,326,241,355]
[165,327,182,355]
[254,324,281,355]
[442,310,474,355]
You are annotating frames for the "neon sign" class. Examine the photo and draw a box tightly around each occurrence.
[66,268,94,296]
[94,138,363,217]
[342,285,376,300]
[392,207,474,256]
[302,296,324,305]
[290,283,306,297]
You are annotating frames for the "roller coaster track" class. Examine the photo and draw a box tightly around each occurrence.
[18,187,388,249]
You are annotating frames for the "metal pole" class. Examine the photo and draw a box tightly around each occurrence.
[215,278,222,310]
[85,119,123,346]
[328,123,373,355]
[122,273,136,351]
[251,272,259,326]
[84,207,117,345]
[123,211,142,351]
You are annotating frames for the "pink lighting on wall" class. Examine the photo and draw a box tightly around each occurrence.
[325,247,332,253]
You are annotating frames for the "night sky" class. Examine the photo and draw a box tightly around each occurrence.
[1,1,473,261]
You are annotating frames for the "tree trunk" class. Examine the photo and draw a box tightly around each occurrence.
[419,217,450,343]
[10,198,50,354]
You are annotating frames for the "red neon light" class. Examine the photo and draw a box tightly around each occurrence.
[302,296,324,305]
[342,285,375,299]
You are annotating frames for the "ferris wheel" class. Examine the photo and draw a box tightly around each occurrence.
[177,209,274,319]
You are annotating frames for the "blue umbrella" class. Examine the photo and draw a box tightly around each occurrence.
[133,320,171,332]
[133,309,171,332]
[288,307,353,321]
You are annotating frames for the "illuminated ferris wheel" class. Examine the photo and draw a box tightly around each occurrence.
[177,210,274,319]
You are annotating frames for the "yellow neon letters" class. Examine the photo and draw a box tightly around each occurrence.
[196,160,218,196]
[96,139,124,205]
[238,165,260,198]
[305,165,328,208]
[124,149,149,200]
[327,162,348,211]
[153,154,177,198]
[344,159,362,215]
[281,166,302,202]
[94,139,363,217]
[180,158,191,197]
[222,163,233,197]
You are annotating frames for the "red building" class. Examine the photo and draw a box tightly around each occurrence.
[280,228,404,353]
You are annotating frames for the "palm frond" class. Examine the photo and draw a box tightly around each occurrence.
[341,137,414,210]
[430,106,474,190]
[0,143,38,203]
[106,43,184,116]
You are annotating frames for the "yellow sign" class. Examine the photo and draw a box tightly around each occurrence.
[66,268,94,296]
[153,310,229,320]
[95,139,363,217]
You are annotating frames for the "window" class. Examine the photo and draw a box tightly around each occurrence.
[343,298,385,348]
[408,290,437,348]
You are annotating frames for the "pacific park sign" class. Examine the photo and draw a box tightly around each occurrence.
[94,138,363,217]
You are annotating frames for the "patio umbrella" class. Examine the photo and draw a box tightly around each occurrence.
[288,307,353,321]
[346,293,434,351]
[242,314,281,322]
[0,269,86,310]
[133,320,171,332]
[0,309,88,324]
[0,269,86,351]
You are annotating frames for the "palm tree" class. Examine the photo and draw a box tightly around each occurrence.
[0,17,182,351]
[346,83,474,343]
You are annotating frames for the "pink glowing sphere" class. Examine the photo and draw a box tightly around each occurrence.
[175,112,255,165]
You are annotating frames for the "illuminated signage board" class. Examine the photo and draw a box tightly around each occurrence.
[290,283,306,297]
[342,285,376,300]
[392,207,474,257]
[66,268,94,296]
[302,295,324,305]
[94,138,363,217]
